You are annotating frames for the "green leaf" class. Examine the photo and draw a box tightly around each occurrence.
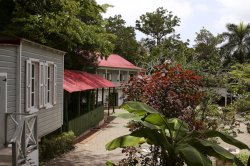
[190,138,235,160]
[204,130,250,150]
[176,144,212,166]
[131,127,171,149]
[116,113,138,119]
[105,135,145,151]
[144,113,165,126]
[121,101,158,116]
[106,160,116,166]
[167,118,189,132]
[234,156,245,166]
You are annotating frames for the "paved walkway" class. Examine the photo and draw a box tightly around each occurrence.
[46,109,250,166]
[47,109,130,166]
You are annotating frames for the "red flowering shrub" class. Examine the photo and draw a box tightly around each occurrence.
[123,63,204,129]
[123,73,148,102]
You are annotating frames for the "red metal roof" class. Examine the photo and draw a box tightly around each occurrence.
[64,70,116,93]
[98,54,141,70]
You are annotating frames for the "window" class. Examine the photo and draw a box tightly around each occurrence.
[26,60,39,113]
[26,59,57,112]
[44,63,57,107]
[107,73,112,81]
[120,73,125,82]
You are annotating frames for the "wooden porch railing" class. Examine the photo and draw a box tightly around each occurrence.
[68,106,104,136]
[5,113,38,166]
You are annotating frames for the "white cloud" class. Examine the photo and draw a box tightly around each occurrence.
[97,0,193,26]
[96,0,250,45]
[217,0,250,19]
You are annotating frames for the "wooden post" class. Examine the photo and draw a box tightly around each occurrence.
[108,87,110,116]
[96,89,98,108]
[64,92,69,131]
[88,90,91,112]
[113,87,115,113]
[77,92,81,116]
[102,88,104,105]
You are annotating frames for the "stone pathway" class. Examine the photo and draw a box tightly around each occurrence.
[46,109,130,166]
[219,121,250,155]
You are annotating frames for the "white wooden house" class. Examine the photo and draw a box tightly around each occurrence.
[0,35,65,165]
[97,54,142,107]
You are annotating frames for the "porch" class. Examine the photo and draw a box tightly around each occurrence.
[63,70,116,137]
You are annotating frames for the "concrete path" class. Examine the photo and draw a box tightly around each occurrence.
[46,109,250,166]
[47,109,130,166]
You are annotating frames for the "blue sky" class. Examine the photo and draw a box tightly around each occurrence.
[96,0,250,46]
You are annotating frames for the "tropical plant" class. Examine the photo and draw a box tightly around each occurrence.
[106,101,250,166]
[221,22,250,65]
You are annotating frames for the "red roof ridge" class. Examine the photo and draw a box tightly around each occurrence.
[98,54,141,70]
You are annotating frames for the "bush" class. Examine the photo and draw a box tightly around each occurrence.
[39,131,75,161]
[123,63,204,130]
[233,152,249,166]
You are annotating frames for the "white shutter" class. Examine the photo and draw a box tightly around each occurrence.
[26,60,31,112]
[44,63,48,105]
[39,62,44,108]
[53,64,57,105]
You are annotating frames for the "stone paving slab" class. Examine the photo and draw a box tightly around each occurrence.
[47,109,130,166]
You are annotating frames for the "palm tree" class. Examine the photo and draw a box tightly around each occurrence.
[221,21,250,65]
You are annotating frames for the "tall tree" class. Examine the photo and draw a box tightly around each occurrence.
[194,28,223,74]
[105,15,140,64]
[0,0,115,71]
[139,36,195,73]
[135,7,180,45]
[221,22,250,65]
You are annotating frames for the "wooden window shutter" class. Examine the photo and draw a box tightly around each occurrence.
[39,62,44,108]
[53,64,57,105]
[44,62,48,105]
[26,60,31,112]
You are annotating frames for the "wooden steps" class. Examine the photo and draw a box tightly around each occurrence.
[0,148,11,166]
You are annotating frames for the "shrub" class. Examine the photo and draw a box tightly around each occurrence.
[123,63,204,130]
[233,152,250,166]
[39,131,75,161]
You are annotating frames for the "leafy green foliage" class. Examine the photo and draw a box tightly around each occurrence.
[224,63,250,113]
[0,0,115,70]
[105,15,141,64]
[136,7,180,45]
[194,28,223,74]
[106,102,250,166]
[39,131,75,161]
[221,22,250,65]
[233,152,250,166]
[228,63,250,93]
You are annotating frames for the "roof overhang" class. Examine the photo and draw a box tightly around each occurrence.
[64,70,116,93]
